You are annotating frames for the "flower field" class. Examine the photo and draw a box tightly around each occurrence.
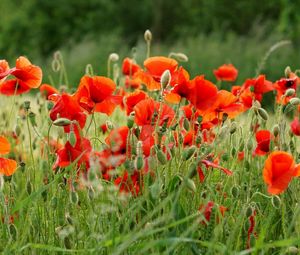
[1,31,300,254]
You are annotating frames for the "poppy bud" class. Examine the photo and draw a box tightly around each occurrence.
[51,197,58,209]
[156,149,167,165]
[252,100,261,109]
[144,29,152,42]
[85,63,94,76]
[26,180,32,195]
[70,191,79,204]
[14,124,21,137]
[183,118,190,131]
[160,69,171,88]
[169,52,189,62]
[222,153,229,161]
[272,124,280,137]
[184,178,196,193]
[47,101,54,111]
[68,131,77,147]
[231,147,236,157]
[148,155,158,170]
[230,122,237,134]
[9,224,17,240]
[245,206,253,218]
[188,162,198,178]
[64,236,72,249]
[109,53,119,62]
[88,169,97,182]
[150,182,160,199]
[257,108,268,121]
[53,118,72,127]
[271,195,281,208]
[285,88,295,97]
[135,155,144,170]
[182,146,196,161]
[196,133,202,145]
[127,113,135,129]
[28,112,37,127]
[231,186,239,198]
[285,66,292,78]
[65,213,73,225]
[286,246,299,254]
[289,97,300,106]
[23,101,31,111]
[284,103,294,115]
[239,141,244,151]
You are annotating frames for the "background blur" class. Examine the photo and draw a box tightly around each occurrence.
[1,0,300,85]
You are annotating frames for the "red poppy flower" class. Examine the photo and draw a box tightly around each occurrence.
[134,98,175,127]
[75,75,120,115]
[124,90,148,115]
[263,151,300,195]
[122,58,141,75]
[213,64,238,82]
[0,60,11,80]
[187,76,218,112]
[199,201,227,225]
[105,126,129,154]
[0,56,42,95]
[254,130,272,156]
[134,56,178,91]
[50,93,87,133]
[274,77,297,104]
[0,136,17,176]
[164,67,190,104]
[290,117,300,136]
[53,136,92,170]
[201,90,244,122]
[247,210,257,249]
[139,125,155,157]
[114,170,140,196]
[40,84,59,99]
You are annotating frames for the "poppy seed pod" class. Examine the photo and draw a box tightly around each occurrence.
[144,29,152,42]
[160,69,171,88]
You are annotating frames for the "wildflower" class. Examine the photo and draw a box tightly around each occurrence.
[254,130,272,156]
[40,84,59,99]
[290,117,300,136]
[199,201,227,225]
[263,151,300,195]
[0,136,17,176]
[0,56,42,95]
[213,64,238,82]
[274,77,297,104]
[124,90,148,115]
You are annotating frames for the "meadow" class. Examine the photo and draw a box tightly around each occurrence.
[0,30,300,255]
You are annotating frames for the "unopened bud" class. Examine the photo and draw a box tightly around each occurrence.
[156,149,167,165]
[109,53,119,62]
[70,191,79,204]
[184,178,196,193]
[246,138,253,151]
[135,155,144,170]
[285,88,295,97]
[289,97,300,106]
[68,131,77,147]
[144,29,152,42]
[183,118,190,131]
[53,118,72,126]
[14,125,21,136]
[272,124,280,137]
[26,180,33,195]
[29,112,37,127]
[271,195,281,208]
[230,122,237,134]
[171,52,188,62]
[160,70,171,88]
[231,186,239,198]
[188,162,198,178]
[285,246,299,254]
[245,206,253,218]
[285,66,292,78]
[182,146,196,161]
[9,224,17,240]
[23,101,31,111]
[258,108,268,121]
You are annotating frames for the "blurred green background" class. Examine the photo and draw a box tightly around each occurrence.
[1,0,300,85]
